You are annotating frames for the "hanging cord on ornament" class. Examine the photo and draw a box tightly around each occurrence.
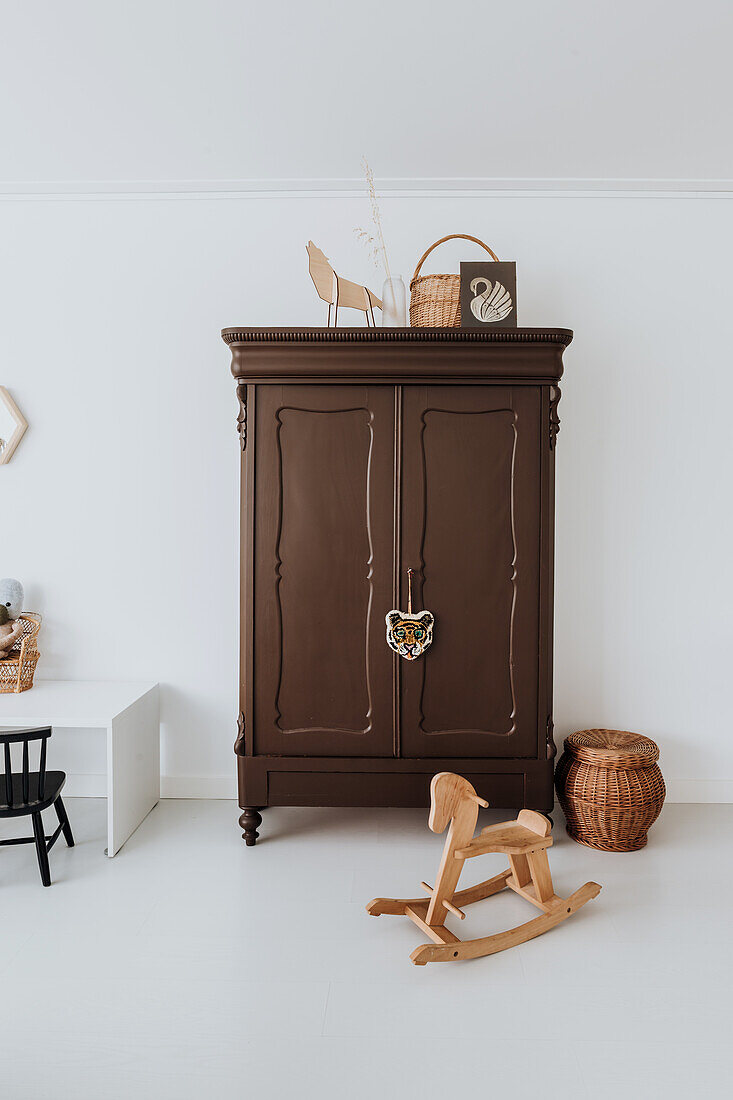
[385,568,435,660]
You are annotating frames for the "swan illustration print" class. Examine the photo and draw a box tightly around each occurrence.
[469,277,513,324]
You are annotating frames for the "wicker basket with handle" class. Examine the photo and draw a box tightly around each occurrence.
[409,233,500,328]
[555,729,666,851]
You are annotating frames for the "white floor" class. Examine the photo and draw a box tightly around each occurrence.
[0,798,729,1099]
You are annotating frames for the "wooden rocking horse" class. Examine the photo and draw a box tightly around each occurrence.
[367,772,601,964]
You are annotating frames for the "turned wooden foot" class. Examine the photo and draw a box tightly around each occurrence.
[240,807,263,846]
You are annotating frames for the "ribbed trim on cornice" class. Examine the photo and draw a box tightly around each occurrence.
[221,327,574,346]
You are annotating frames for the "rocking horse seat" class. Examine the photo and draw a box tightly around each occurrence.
[455,809,553,859]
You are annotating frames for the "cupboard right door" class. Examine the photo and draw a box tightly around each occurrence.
[400,385,541,759]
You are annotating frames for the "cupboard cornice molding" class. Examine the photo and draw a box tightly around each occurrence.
[224,328,571,386]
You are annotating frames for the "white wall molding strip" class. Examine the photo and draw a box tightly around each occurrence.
[662,780,733,804]
[63,774,108,798]
[1,178,732,200]
[64,774,237,799]
[161,775,238,799]
[64,774,732,803]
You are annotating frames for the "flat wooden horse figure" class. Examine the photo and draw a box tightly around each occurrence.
[307,241,382,326]
[367,772,601,964]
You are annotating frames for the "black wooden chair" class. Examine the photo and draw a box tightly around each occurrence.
[0,726,74,886]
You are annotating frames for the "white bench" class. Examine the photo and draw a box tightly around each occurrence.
[0,680,159,856]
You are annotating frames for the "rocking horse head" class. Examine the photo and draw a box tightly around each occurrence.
[428,772,484,834]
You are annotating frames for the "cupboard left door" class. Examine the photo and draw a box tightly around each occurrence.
[250,384,396,757]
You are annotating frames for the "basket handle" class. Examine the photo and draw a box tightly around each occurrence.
[410,234,500,287]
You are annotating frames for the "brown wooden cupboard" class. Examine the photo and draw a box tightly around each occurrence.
[223,328,571,845]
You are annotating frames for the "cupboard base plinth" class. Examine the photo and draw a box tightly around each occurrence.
[237,757,554,841]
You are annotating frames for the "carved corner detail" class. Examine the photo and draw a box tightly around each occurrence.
[236,384,247,451]
[546,714,557,760]
[234,710,246,754]
[549,385,561,449]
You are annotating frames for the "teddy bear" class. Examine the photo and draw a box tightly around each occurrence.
[0,578,25,657]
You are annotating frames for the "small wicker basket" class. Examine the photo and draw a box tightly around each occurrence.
[555,729,666,852]
[0,613,41,693]
[409,233,500,327]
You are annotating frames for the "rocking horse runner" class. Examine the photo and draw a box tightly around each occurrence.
[367,772,601,964]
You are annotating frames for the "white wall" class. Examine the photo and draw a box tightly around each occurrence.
[2,2,731,801]
[2,192,731,800]
[2,0,732,185]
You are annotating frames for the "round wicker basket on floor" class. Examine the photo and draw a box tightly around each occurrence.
[555,729,665,851]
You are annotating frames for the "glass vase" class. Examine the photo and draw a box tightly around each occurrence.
[381,275,407,327]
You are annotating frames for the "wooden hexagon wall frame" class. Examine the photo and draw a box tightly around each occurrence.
[0,387,28,465]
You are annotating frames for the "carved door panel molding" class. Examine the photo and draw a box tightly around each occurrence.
[253,385,395,756]
[400,385,541,758]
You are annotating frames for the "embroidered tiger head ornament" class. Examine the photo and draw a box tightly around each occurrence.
[385,610,434,661]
